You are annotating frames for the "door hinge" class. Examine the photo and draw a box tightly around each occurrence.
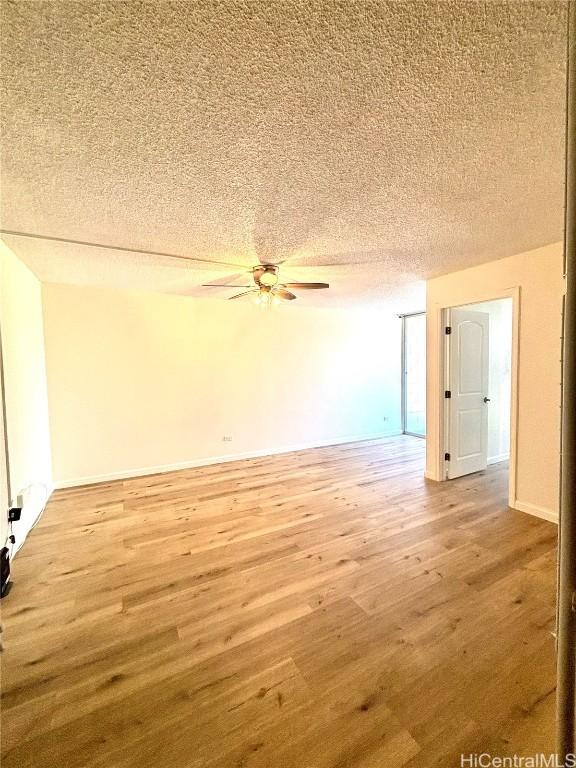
[445,326,452,335]
[444,390,451,399]
[444,452,451,461]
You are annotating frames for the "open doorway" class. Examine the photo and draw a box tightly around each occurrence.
[443,297,513,481]
[401,312,426,438]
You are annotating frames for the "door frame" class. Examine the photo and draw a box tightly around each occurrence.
[400,311,426,438]
[432,286,520,508]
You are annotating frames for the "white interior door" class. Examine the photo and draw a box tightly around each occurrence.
[447,308,490,479]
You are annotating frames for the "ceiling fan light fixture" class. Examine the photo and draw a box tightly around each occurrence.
[258,268,278,287]
[254,289,273,306]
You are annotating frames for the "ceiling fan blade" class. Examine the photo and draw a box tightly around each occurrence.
[274,288,297,301]
[228,289,258,300]
[282,282,329,289]
[201,272,253,287]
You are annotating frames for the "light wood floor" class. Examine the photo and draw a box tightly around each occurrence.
[1,436,558,767]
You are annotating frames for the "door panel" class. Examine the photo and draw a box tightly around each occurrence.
[458,409,483,456]
[458,322,484,393]
[447,308,489,479]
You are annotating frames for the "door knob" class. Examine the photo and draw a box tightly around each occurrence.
[483,397,491,403]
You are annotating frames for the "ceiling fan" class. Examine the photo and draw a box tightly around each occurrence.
[201,264,329,303]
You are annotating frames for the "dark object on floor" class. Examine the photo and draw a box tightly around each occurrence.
[0,546,11,598]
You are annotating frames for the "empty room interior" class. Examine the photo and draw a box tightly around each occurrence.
[0,2,573,767]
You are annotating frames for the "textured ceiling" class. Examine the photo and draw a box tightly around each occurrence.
[0,0,568,309]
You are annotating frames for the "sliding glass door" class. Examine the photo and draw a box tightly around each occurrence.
[402,313,426,438]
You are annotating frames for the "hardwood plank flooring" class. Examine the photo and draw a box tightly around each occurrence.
[0,436,558,767]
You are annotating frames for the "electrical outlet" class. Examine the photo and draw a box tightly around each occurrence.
[222,436,232,442]
[16,493,24,508]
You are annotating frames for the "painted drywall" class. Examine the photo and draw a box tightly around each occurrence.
[0,348,9,547]
[459,299,512,464]
[0,244,53,549]
[426,242,564,522]
[42,283,402,487]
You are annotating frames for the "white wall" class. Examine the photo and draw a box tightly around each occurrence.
[459,299,512,464]
[426,242,564,523]
[42,283,402,487]
[0,244,53,549]
[0,345,9,547]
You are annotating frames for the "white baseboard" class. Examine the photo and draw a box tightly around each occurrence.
[511,499,559,524]
[54,430,404,490]
[12,482,54,556]
[488,453,510,465]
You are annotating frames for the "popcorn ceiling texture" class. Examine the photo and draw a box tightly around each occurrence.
[0,0,567,307]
